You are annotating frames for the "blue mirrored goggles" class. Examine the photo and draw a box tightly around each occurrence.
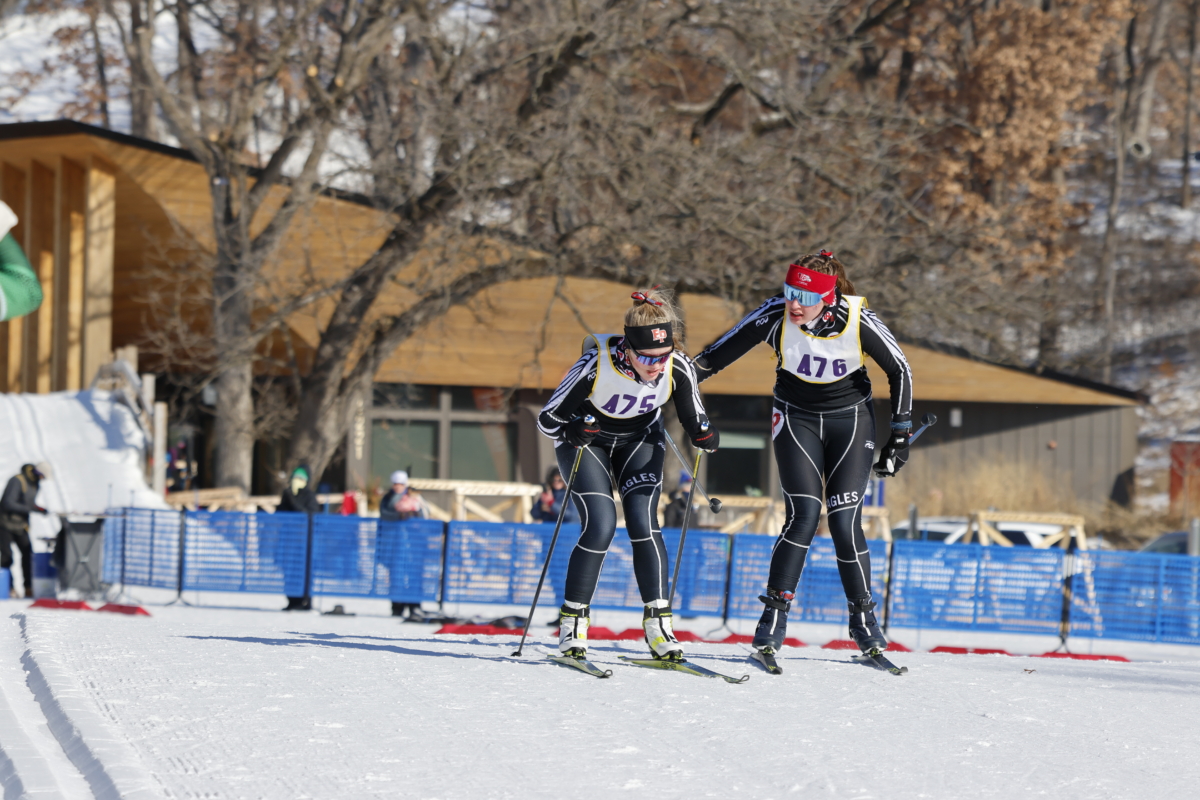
[783,284,827,305]
[629,347,673,366]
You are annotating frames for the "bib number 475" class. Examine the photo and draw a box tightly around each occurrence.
[797,355,847,378]
[601,394,658,415]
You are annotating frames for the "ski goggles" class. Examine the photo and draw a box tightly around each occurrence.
[629,346,673,366]
[782,284,827,305]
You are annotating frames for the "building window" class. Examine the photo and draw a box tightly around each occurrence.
[371,419,438,480]
[707,431,769,496]
[368,384,517,485]
[450,422,516,481]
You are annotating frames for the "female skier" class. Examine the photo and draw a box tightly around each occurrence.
[538,287,718,662]
[695,251,913,660]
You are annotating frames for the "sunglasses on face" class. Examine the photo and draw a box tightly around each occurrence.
[783,284,826,305]
[629,347,673,366]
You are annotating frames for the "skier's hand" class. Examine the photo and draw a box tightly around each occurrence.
[689,424,719,453]
[873,427,910,477]
[563,416,600,448]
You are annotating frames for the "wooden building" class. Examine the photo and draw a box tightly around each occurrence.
[0,121,1140,509]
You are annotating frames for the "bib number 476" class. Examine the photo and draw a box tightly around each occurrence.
[797,355,847,378]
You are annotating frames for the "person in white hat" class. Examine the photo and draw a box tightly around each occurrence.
[379,469,429,620]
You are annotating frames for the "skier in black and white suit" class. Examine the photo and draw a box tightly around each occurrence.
[538,287,718,662]
[694,251,913,658]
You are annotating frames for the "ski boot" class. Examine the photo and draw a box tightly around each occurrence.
[848,597,888,653]
[558,601,590,658]
[752,587,794,656]
[643,599,684,661]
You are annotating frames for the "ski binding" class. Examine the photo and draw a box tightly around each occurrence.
[618,655,749,684]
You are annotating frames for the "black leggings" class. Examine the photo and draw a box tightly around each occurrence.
[0,526,32,593]
[769,401,876,601]
[555,426,669,605]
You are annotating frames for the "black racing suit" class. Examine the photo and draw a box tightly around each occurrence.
[538,341,709,605]
[695,293,912,601]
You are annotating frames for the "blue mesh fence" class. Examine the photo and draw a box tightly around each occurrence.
[1068,551,1200,644]
[726,535,888,623]
[183,511,309,595]
[887,541,1064,634]
[442,523,730,615]
[98,508,1200,645]
[101,508,184,589]
[309,517,444,601]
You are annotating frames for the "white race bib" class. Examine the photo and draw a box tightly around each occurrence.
[585,334,674,420]
[779,296,866,384]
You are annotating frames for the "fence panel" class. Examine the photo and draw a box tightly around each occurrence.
[101,508,125,584]
[671,529,731,618]
[443,521,581,607]
[381,519,446,605]
[307,517,445,601]
[102,508,182,589]
[1069,551,1200,645]
[184,511,309,595]
[726,535,888,622]
[888,541,1063,634]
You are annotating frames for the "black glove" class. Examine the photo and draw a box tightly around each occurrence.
[873,426,910,477]
[563,416,601,448]
[689,424,720,453]
[33,505,47,514]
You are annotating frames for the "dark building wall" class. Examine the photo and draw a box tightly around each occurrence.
[877,400,1138,507]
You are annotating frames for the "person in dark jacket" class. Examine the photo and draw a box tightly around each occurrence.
[662,471,696,529]
[279,466,319,610]
[531,467,579,524]
[1,464,47,597]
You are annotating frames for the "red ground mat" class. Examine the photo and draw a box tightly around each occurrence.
[97,603,151,616]
[930,646,1013,656]
[1035,651,1130,662]
[823,639,911,652]
[29,599,92,610]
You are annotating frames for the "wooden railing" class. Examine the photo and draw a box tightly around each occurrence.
[964,510,1088,550]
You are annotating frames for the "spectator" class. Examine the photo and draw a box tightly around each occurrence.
[379,470,429,619]
[379,471,428,522]
[663,471,697,528]
[0,464,47,598]
[531,467,579,524]
[279,465,319,611]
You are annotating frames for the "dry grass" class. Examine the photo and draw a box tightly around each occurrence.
[884,456,1169,550]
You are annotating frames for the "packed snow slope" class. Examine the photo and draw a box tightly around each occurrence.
[0,390,165,533]
[2,602,1198,799]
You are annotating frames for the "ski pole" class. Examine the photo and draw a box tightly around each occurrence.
[661,427,723,513]
[908,412,938,444]
[668,424,707,608]
[511,416,592,658]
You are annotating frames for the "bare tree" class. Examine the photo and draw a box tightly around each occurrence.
[106,0,404,491]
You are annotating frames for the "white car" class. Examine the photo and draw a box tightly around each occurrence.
[890,516,1071,548]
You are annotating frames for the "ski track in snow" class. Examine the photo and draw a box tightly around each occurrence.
[0,604,1198,799]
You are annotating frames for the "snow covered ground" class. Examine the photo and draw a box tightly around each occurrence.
[2,594,1198,799]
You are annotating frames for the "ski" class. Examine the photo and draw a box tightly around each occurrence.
[618,655,749,684]
[749,649,782,675]
[851,649,908,676]
[546,653,613,678]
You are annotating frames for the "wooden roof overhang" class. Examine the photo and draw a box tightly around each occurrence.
[0,121,1139,408]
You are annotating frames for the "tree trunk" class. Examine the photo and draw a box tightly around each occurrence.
[211,226,256,492]
[1099,49,1129,384]
[1184,0,1198,208]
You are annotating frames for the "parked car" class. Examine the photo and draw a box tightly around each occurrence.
[1138,531,1193,555]
[890,516,1071,547]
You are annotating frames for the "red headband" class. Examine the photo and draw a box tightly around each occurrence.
[785,264,837,302]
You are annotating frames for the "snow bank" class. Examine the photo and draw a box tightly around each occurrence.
[0,390,166,541]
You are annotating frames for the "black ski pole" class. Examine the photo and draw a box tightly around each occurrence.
[511,417,592,658]
[662,427,723,513]
[668,424,708,608]
[875,412,937,477]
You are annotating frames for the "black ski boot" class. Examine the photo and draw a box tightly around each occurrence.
[752,588,794,653]
[847,597,887,653]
